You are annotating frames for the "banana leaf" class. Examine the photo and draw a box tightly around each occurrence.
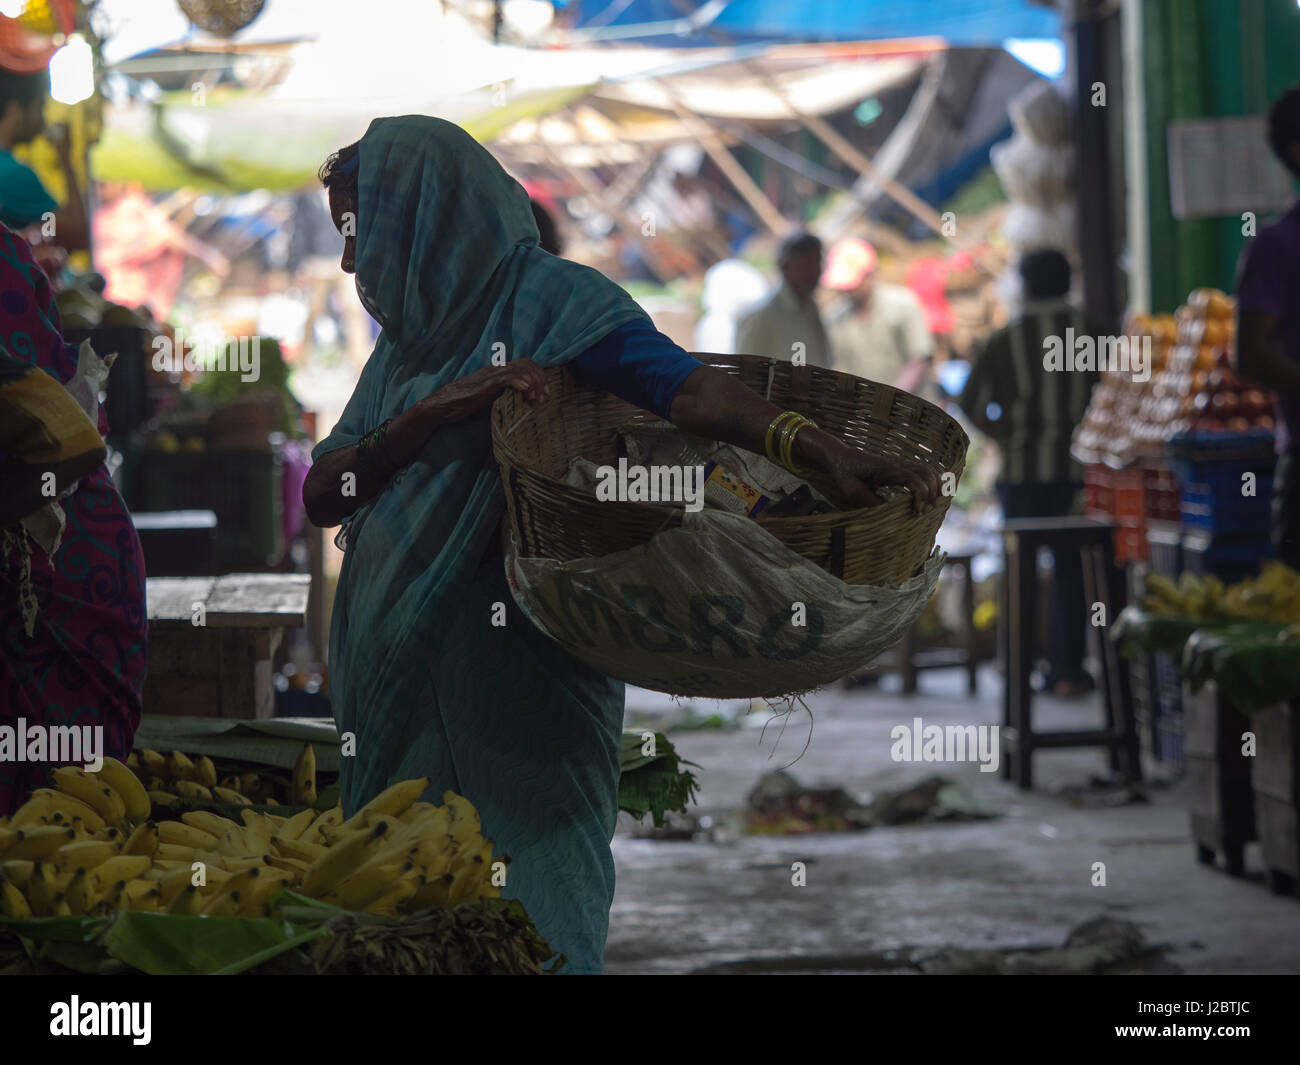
[0,910,328,976]
[1111,606,1211,656]
[1182,622,1299,714]
[108,912,330,976]
[0,914,117,975]
[0,893,554,976]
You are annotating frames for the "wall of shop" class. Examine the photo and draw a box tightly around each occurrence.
[1140,0,1300,311]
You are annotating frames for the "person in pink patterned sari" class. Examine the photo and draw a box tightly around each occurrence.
[0,226,146,814]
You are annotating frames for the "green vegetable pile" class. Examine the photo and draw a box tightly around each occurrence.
[618,730,699,827]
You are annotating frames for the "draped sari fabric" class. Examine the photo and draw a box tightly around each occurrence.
[0,227,147,814]
[313,116,648,971]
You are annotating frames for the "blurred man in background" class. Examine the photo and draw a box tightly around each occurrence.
[1236,85,1300,567]
[823,237,933,391]
[735,230,830,367]
[0,67,88,253]
[958,249,1098,697]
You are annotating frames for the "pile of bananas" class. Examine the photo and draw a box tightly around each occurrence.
[129,743,319,807]
[1143,563,1300,623]
[0,759,502,920]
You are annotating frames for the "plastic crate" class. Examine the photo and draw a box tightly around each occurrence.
[1168,428,1275,481]
[1146,466,1181,522]
[1170,431,1276,536]
[1181,529,1272,583]
[1179,472,1273,535]
[1112,467,1147,526]
[1153,650,1182,720]
[1127,647,1158,758]
[1146,520,1183,578]
[1084,463,1114,518]
[135,449,284,571]
[1155,710,1185,768]
[1108,463,1180,564]
[1115,523,1147,564]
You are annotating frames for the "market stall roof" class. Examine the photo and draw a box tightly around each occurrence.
[591,48,925,121]
[564,0,1061,47]
[92,4,767,191]
[493,44,925,167]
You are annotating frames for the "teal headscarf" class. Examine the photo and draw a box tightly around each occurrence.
[313,115,647,808]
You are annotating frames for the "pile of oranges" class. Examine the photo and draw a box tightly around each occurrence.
[1074,288,1272,467]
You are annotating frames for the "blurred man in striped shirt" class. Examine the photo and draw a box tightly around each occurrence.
[959,250,1107,697]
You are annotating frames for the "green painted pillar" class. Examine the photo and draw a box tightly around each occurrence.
[1205,0,1248,290]
[1143,0,1178,313]
[1167,0,1216,304]
[1140,0,1300,309]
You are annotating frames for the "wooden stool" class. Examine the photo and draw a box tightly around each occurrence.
[1000,517,1142,789]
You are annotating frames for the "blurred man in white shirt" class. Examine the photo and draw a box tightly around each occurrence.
[823,238,933,390]
[735,231,831,367]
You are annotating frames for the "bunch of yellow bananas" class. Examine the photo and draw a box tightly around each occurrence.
[128,748,230,805]
[0,763,502,920]
[1143,572,1225,618]
[127,743,318,808]
[1224,561,1300,623]
[1143,563,1300,624]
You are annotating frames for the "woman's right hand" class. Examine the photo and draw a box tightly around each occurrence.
[421,359,546,422]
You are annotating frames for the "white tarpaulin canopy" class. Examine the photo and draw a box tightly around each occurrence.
[91,0,926,191]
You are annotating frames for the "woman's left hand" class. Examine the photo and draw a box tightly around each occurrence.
[820,442,941,512]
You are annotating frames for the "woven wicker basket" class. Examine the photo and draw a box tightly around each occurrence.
[492,354,968,586]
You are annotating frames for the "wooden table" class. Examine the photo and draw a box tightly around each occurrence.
[144,573,311,719]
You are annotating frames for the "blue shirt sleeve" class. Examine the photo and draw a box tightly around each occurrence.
[568,317,704,420]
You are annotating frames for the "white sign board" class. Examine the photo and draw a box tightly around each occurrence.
[1167,116,1295,220]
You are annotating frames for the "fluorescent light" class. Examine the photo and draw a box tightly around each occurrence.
[0,1,25,19]
[50,34,95,105]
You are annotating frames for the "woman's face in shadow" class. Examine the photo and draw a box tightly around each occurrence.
[328,184,358,275]
[329,183,389,329]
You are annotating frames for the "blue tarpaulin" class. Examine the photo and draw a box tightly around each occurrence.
[569,0,1060,47]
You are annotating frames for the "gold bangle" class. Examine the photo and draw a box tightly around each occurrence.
[778,414,815,476]
[765,411,800,464]
[780,419,804,474]
[764,411,802,466]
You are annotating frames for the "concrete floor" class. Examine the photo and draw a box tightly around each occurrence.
[607,667,1300,975]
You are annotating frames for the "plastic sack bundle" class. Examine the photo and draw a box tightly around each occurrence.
[503,508,945,699]
[990,137,1074,208]
[999,201,1078,254]
[1008,80,1071,145]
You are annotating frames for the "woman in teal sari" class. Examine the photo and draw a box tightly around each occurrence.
[304,116,937,973]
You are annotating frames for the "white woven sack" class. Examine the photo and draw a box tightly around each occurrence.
[504,508,944,699]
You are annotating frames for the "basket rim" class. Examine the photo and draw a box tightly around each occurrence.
[496,462,931,530]
[492,351,967,528]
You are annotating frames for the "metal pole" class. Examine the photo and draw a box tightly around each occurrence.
[1121,0,1149,314]
[1072,0,1120,329]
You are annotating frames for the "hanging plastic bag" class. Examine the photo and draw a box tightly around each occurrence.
[504,508,944,699]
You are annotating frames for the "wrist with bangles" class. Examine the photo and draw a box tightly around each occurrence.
[764,410,816,476]
[356,418,398,480]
